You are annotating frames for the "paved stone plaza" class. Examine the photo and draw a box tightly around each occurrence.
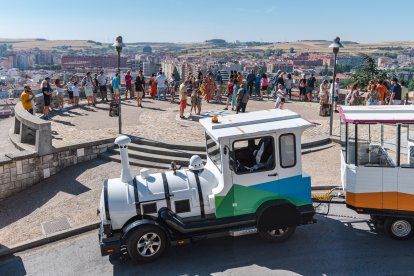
[46,97,342,147]
[0,96,344,248]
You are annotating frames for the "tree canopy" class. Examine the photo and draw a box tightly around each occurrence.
[351,53,387,88]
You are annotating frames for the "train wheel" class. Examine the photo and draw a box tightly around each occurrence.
[126,225,168,263]
[259,226,296,243]
[384,218,414,240]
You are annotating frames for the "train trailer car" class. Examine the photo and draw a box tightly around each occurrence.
[340,106,414,240]
[98,109,316,263]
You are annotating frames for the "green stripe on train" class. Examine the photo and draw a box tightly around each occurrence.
[215,184,310,218]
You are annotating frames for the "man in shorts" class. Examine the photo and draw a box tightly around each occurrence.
[112,72,120,103]
[97,71,108,101]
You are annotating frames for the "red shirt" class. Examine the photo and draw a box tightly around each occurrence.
[227,83,234,94]
[125,74,132,86]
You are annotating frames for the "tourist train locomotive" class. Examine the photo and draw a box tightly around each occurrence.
[98,107,414,263]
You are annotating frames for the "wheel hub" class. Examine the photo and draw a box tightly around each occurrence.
[137,232,161,257]
[391,220,412,238]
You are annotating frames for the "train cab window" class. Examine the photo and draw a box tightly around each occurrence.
[233,137,275,174]
[279,134,296,168]
[205,133,222,172]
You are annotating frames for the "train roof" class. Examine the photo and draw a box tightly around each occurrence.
[199,109,314,141]
[339,106,414,124]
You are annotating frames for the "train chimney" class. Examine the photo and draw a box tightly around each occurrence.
[114,135,133,183]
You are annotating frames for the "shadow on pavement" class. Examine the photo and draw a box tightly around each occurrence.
[0,252,26,276]
[108,214,414,275]
[0,160,101,230]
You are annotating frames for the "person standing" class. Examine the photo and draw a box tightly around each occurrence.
[255,73,261,96]
[376,80,388,105]
[149,73,157,99]
[134,75,145,108]
[275,84,287,109]
[345,84,360,106]
[299,74,307,101]
[112,72,120,103]
[179,80,188,119]
[225,78,235,111]
[97,71,108,102]
[332,78,340,112]
[306,73,316,102]
[66,78,74,106]
[246,70,255,96]
[92,73,99,104]
[284,74,293,100]
[204,72,215,103]
[389,77,402,105]
[138,69,146,98]
[156,69,167,101]
[260,73,269,100]
[168,73,177,103]
[20,85,35,114]
[72,82,80,107]
[236,84,248,114]
[54,79,66,111]
[319,79,330,105]
[41,77,52,120]
[215,71,223,86]
[124,70,133,100]
[365,84,379,106]
[82,72,95,107]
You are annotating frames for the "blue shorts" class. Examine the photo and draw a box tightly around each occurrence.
[333,95,338,103]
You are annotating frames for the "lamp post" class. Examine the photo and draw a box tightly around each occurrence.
[113,36,125,134]
[328,37,344,136]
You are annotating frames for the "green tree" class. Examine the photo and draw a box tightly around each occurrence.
[407,80,414,91]
[351,53,387,88]
[0,44,8,56]
[289,47,295,53]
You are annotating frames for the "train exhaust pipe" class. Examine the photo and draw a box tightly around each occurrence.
[114,135,133,183]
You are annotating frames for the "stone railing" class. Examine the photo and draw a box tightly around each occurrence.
[12,102,52,155]
[0,138,115,201]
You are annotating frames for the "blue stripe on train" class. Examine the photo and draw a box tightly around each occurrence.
[250,174,311,203]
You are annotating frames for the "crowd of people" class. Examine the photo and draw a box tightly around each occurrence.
[19,69,409,120]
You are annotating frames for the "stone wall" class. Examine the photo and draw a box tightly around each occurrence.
[0,140,114,201]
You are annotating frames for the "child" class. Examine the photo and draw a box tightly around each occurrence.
[72,82,80,107]
[275,84,287,109]
[179,80,188,119]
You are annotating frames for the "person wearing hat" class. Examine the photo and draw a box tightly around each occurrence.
[389,77,402,105]
[20,85,35,115]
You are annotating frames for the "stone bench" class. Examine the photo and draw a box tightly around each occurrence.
[13,102,52,155]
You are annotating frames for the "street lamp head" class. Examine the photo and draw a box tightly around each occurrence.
[329,37,344,54]
[113,36,125,51]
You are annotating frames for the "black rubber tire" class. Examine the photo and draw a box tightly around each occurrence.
[384,218,414,240]
[126,225,168,263]
[259,226,296,243]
